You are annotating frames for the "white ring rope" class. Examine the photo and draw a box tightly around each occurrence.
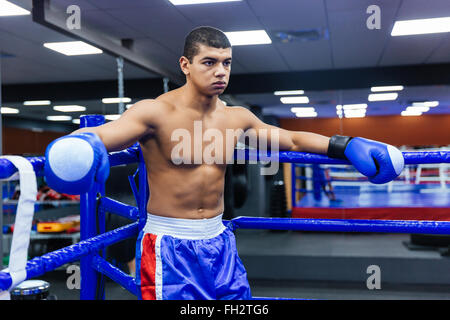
[0,156,37,300]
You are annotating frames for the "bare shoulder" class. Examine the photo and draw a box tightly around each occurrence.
[125,98,175,123]
[225,105,258,126]
[223,106,255,130]
[224,105,253,118]
[129,98,174,114]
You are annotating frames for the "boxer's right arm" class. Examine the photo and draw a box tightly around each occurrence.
[72,99,160,151]
[45,99,162,194]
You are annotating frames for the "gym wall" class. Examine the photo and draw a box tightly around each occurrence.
[280,114,450,147]
[2,127,65,155]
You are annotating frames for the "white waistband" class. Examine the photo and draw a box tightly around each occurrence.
[143,213,226,240]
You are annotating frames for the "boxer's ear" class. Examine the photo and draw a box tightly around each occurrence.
[179,56,190,76]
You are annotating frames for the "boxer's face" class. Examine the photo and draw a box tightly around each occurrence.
[181,44,232,96]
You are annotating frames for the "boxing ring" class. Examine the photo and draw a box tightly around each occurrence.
[291,154,450,221]
[0,117,449,300]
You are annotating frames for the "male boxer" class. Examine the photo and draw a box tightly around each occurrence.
[44,26,404,300]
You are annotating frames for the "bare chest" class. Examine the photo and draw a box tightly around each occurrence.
[151,113,244,166]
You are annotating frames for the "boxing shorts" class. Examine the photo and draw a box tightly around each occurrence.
[135,213,252,300]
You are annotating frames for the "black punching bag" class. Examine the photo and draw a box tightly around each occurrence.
[223,163,249,220]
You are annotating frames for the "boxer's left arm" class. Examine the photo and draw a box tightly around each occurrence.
[236,107,404,184]
[235,106,330,154]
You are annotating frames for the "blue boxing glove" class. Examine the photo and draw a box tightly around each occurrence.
[327,135,404,184]
[44,132,110,194]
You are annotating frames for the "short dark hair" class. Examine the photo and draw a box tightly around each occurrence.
[183,26,231,63]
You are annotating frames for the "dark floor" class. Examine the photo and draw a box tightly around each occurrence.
[37,269,450,300]
[249,279,450,300]
[38,269,137,300]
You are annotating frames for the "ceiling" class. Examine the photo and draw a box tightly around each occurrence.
[0,0,449,123]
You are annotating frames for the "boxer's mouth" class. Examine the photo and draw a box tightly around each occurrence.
[212,81,226,88]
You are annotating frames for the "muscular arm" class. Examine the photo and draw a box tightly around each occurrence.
[72,99,161,152]
[235,107,404,184]
[236,106,330,154]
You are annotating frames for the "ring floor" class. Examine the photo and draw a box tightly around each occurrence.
[297,185,450,208]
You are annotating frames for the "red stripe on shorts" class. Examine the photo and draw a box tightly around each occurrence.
[140,233,157,300]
